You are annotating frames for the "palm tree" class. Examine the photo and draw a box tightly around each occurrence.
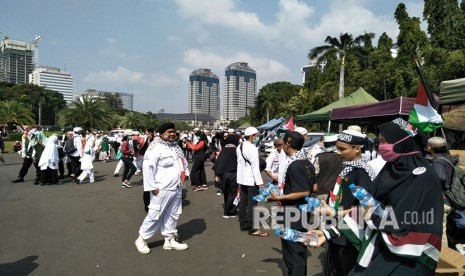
[0,101,35,126]
[58,96,114,129]
[256,87,279,122]
[308,32,374,100]
[121,112,145,130]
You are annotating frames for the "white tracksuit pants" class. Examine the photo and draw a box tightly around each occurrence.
[139,187,183,239]
[78,169,95,183]
[114,160,124,174]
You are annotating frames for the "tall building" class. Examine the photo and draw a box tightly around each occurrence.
[0,39,35,84]
[188,68,220,119]
[29,66,74,104]
[223,62,256,121]
[81,89,134,111]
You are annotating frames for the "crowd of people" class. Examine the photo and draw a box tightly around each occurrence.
[6,120,465,275]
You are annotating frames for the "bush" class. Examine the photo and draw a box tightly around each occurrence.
[7,133,22,142]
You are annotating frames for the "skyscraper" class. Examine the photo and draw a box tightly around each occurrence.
[29,66,74,104]
[188,68,220,119]
[223,62,256,121]
[0,38,35,84]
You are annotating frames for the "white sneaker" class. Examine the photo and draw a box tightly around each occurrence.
[135,236,150,254]
[163,235,188,250]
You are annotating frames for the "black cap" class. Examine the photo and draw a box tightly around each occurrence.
[157,122,175,135]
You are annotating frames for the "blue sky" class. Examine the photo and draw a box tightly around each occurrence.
[1,0,424,114]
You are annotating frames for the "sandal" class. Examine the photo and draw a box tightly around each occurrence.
[249,230,269,237]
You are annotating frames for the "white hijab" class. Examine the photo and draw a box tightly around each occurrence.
[38,135,59,170]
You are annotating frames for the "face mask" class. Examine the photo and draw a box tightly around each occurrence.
[253,137,259,144]
[378,135,420,162]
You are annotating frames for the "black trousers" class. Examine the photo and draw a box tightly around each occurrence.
[281,238,308,276]
[326,242,358,276]
[221,172,238,216]
[143,191,150,213]
[238,185,258,232]
[190,153,206,186]
[121,157,136,181]
[18,157,34,179]
[68,155,81,176]
[40,168,59,184]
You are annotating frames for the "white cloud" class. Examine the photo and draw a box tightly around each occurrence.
[174,0,269,36]
[83,66,144,86]
[147,71,180,87]
[173,0,402,50]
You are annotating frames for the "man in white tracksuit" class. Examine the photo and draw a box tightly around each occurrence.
[135,122,189,254]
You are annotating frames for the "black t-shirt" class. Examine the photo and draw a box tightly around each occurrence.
[280,159,316,231]
[283,159,316,207]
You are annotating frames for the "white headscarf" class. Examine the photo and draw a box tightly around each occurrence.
[38,134,59,170]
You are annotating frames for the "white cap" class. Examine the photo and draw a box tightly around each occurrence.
[193,127,200,131]
[228,128,235,133]
[347,125,362,133]
[323,133,338,143]
[73,127,82,133]
[244,127,258,136]
[294,127,307,136]
[133,131,140,135]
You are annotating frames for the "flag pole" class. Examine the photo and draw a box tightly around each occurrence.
[413,58,437,109]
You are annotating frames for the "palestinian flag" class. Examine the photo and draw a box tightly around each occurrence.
[340,214,442,270]
[408,81,443,133]
[283,116,294,131]
[380,232,441,271]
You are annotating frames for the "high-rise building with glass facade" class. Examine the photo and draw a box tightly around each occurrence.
[188,68,220,119]
[222,62,256,121]
[29,66,74,104]
[0,39,35,84]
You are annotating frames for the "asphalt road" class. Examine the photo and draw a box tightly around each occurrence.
[0,153,324,276]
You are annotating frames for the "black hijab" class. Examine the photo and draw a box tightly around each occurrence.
[214,134,239,175]
[371,122,443,238]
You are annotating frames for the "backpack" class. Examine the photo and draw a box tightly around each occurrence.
[438,157,465,210]
[64,138,77,155]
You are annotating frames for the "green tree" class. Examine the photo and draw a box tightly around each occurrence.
[57,96,114,129]
[0,101,35,126]
[256,87,278,122]
[424,0,465,50]
[308,32,374,101]
[394,3,428,97]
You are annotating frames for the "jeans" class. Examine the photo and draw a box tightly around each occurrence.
[122,157,136,182]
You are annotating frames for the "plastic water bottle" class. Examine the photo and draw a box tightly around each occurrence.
[348,183,384,217]
[299,197,321,212]
[258,187,271,197]
[275,227,318,246]
[253,193,268,202]
[266,182,282,195]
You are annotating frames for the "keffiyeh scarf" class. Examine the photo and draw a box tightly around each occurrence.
[329,159,375,210]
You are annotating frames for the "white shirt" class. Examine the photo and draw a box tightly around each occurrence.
[70,135,83,158]
[265,149,286,183]
[143,142,187,191]
[236,140,264,187]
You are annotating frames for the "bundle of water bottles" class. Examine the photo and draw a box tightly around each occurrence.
[275,227,319,246]
[298,197,321,213]
[252,183,282,202]
[348,183,385,217]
